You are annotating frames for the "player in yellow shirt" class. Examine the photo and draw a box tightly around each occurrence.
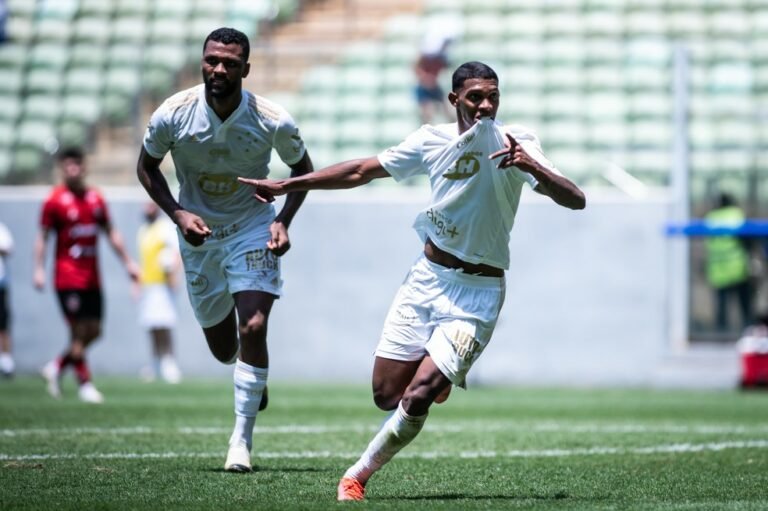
[137,202,182,383]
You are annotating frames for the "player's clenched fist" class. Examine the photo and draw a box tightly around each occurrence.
[172,209,211,247]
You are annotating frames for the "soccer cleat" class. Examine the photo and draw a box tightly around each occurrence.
[159,356,182,384]
[41,361,62,399]
[337,476,365,501]
[224,440,252,473]
[259,385,268,411]
[78,382,104,404]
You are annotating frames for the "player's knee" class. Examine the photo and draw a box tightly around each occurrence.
[238,311,266,338]
[210,344,239,364]
[400,384,436,415]
[372,388,400,411]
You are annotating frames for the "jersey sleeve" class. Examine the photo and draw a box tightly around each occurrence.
[96,192,112,227]
[273,109,306,166]
[39,196,57,230]
[143,106,175,159]
[376,128,427,182]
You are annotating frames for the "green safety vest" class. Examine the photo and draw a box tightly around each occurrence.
[705,206,750,288]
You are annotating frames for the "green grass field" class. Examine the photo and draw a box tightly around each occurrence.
[1,376,768,510]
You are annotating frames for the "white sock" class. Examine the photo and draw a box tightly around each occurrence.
[0,353,14,373]
[229,360,267,450]
[344,402,427,484]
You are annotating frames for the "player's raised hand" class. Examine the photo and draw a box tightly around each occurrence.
[489,133,538,172]
[172,210,211,247]
[268,221,291,256]
[237,177,281,203]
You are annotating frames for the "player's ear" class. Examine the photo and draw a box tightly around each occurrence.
[242,62,250,79]
[448,91,458,107]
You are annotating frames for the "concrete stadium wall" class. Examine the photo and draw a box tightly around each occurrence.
[0,186,739,388]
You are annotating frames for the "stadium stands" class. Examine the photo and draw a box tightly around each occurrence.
[0,0,298,181]
[279,0,765,196]
[0,0,764,196]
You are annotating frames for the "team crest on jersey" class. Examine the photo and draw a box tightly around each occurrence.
[198,174,239,196]
[443,151,482,180]
[186,271,209,294]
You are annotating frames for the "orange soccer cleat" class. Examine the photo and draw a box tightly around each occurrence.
[337,476,365,501]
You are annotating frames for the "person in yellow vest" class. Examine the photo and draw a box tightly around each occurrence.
[705,192,754,332]
[137,201,182,383]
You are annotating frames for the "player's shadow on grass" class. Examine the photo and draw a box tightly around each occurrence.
[380,491,570,501]
[206,466,331,474]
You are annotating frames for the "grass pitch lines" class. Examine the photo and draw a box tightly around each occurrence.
[4,439,768,462]
[3,422,768,437]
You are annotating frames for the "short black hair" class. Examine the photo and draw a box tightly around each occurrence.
[452,61,499,92]
[717,192,737,208]
[57,147,84,161]
[204,27,250,62]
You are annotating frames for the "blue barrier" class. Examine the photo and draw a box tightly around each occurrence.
[665,220,768,237]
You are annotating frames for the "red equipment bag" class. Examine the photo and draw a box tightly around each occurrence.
[738,324,768,388]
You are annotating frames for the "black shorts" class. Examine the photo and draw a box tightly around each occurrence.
[57,289,103,322]
[0,288,8,331]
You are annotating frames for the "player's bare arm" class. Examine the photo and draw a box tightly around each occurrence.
[32,228,50,291]
[238,156,389,203]
[267,152,314,256]
[103,223,140,282]
[490,133,586,210]
[137,147,211,247]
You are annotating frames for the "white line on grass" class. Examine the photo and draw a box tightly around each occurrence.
[3,422,768,437]
[2,440,768,462]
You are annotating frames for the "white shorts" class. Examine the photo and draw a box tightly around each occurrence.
[139,284,177,329]
[180,226,282,328]
[377,254,506,387]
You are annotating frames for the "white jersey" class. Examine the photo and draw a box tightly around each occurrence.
[143,84,306,247]
[378,118,561,270]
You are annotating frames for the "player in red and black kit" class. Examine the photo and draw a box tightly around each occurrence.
[33,147,139,403]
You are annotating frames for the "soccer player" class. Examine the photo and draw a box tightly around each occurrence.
[0,221,13,378]
[239,61,586,500]
[136,27,313,473]
[34,147,140,403]
[137,201,182,384]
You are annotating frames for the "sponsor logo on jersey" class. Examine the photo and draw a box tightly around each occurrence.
[208,223,240,241]
[186,271,209,295]
[456,132,476,149]
[198,174,239,196]
[208,148,229,157]
[443,151,482,180]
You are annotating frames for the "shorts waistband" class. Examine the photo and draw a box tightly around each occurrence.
[417,254,504,288]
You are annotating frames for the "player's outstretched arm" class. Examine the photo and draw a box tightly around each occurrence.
[490,133,586,210]
[137,147,211,246]
[239,156,389,203]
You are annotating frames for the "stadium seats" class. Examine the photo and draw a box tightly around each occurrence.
[0,0,290,181]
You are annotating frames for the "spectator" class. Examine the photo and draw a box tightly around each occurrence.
[413,29,454,124]
[705,192,753,332]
